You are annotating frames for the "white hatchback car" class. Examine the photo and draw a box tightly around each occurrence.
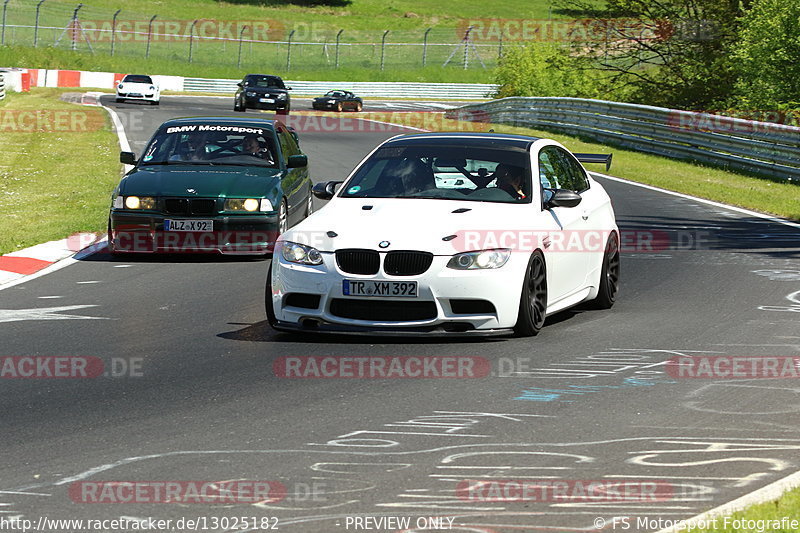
[116,74,160,105]
[267,132,620,337]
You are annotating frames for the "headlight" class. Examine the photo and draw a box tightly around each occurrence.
[282,241,323,265]
[327,100,336,104]
[447,249,511,270]
[117,84,123,90]
[149,86,155,91]
[224,198,262,212]
[124,196,156,210]
[277,93,286,99]
[246,91,256,97]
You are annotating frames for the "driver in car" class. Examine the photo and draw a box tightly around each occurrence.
[493,163,527,200]
[242,135,274,164]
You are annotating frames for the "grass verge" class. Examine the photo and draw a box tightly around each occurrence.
[686,486,800,532]
[0,45,502,84]
[489,123,800,221]
[0,88,121,255]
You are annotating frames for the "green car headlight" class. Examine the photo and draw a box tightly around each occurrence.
[225,198,262,212]
[447,249,511,270]
[282,241,323,265]
[124,196,156,210]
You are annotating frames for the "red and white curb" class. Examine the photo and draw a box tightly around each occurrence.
[0,233,105,288]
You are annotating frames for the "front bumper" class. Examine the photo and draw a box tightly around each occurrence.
[270,252,528,333]
[244,96,289,110]
[110,211,279,254]
[117,92,159,102]
[273,320,513,337]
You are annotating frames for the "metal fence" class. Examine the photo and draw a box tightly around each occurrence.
[0,73,5,101]
[0,0,514,71]
[184,77,497,99]
[446,97,800,181]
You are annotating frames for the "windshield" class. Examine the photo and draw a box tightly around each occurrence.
[244,76,285,89]
[139,124,279,168]
[325,91,346,97]
[339,143,532,203]
[123,75,152,84]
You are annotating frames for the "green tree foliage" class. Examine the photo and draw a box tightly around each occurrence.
[732,0,800,108]
[549,0,753,109]
[494,42,602,98]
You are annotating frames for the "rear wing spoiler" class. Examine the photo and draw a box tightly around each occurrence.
[574,153,612,171]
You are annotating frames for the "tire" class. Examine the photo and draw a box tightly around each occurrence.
[151,100,159,106]
[284,102,291,112]
[234,101,245,112]
[591,232,620,309]
[355,102,363,112]
[335,102,343,112]
[514,251,548,337]
[265,263,279,329]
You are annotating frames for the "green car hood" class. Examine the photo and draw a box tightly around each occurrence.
[120,164,283,199]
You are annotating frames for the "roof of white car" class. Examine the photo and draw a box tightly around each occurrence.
[386,132,540,149]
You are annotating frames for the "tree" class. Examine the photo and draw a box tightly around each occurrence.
[732,0,800,109]
[555,0,752,109]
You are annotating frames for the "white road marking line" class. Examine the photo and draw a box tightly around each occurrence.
[76,281,101,284]
[592,172,800,231]
[37,296,63,299]
[113,265,132,268]
[0,305,107,323]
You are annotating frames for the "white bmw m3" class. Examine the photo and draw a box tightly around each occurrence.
[267,132,620,337]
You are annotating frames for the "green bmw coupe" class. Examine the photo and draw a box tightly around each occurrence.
[108,117,312,255]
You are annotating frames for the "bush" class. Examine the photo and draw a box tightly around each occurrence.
[732,0,800,109]
[493,42,602,99]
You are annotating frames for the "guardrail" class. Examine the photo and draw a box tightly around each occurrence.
[183,78,497,100]
[446,97,800,181]
[0,73,5,101]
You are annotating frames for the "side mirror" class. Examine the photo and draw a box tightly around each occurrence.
[286,86,292,91]
[120,151,137,165]
[237,82,243,87]
[312,180,342,200]
[545,189,582,209]
[287,154,308,168]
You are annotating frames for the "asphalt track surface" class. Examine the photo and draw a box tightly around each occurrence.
[0,95,799,533]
